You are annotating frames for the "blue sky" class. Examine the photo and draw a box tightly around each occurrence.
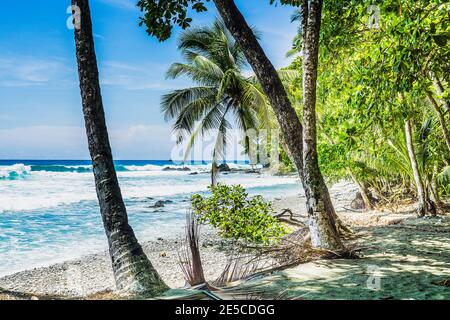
[0,0,297,160]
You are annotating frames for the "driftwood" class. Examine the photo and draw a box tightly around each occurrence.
[274,209,306,227]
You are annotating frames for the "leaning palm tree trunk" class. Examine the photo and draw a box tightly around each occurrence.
[426,92,450,154]
[72,0,168,296]
[404,118,428,216]
[431,74,450,114]
[212,0,343,250]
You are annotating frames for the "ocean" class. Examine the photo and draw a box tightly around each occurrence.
[0,160,301,276]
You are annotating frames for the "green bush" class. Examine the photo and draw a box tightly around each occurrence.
[191,184,287,245]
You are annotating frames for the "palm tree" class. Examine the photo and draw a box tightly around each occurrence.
[72,0,168,296]
[211,0,344,250]
[161,20,271,185]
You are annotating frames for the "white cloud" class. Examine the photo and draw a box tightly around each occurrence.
[99,60,190,91]
[0,56,74,88]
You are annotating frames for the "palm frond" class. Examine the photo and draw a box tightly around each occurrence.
[163,19,271,164]
[161,87,217,121]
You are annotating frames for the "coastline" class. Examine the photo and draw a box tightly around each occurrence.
[0,181,355,297]
[1,181,449,300]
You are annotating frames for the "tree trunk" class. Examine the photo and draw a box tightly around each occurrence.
[404,118,427,216]
[348,169,374,210]
[72,0,168,296]
[212,0,343,250]
[301,0,344,248]
[426,91,450,153]
[432,75,450,114]
[211,161,218,186]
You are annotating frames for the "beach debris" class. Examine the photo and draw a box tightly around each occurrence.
[178,211,207,287]
[432,279,450,287]
[160,251,168,257]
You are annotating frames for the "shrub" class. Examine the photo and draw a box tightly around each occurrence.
[191,184,287,245]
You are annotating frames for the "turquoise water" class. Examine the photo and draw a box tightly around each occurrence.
[0,160,301,276]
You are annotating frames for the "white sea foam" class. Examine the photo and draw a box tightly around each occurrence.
[0,162,301,276]
[0,163,298,213]
[0,163,31,179]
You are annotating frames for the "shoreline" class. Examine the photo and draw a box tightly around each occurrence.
[1,182,449,300]
[0,181,356,297]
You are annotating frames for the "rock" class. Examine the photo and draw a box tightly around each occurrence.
[163,200,174,204]
[217,163,231,172]
[149,200,165,208]
[189,172,199,175]
[162,166,191,172]
[157,237,163,241]
[159,251,167,258]
[350,191,377,210]
[350,192,365,210]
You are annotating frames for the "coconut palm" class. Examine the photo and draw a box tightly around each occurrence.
[161,20,271,185]
[72,0,168,296]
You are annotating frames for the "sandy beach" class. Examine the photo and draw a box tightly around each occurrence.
[1,181,449,300]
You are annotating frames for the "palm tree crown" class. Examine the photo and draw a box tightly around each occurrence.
[161,20,270,184]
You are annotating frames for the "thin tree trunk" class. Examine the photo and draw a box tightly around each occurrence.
[426,91,450,153]
[72,0,168,296]
[301,0,343,249]
[430,167,443,210]
[211,161,218,186]
[212,0,343,250]
[404,118,427,216]
[348,169,373,210]
[431,75,450,114]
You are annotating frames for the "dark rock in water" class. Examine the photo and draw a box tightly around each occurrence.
[163,200,173,204]
[149,200,165,208]
[189,172,199,175]
[157,237,163,241]
[218,163,231,172]
[162,166,191,171]
[350,192,365,210]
